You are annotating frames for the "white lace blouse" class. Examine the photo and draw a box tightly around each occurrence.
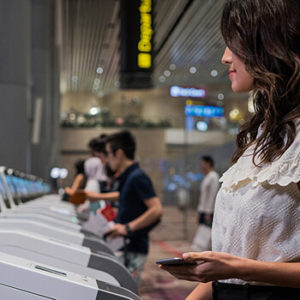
[212,125,300,285]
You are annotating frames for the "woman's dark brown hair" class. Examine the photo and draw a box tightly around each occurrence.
[221,0,300,165]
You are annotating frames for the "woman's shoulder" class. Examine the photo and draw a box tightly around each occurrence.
[219,123,300,191]
[76,173,85,179]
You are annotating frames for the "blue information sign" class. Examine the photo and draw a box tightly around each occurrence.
[185,105,224,118]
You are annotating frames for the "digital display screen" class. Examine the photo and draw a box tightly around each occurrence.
[11,177,23,196]
[185,105,224,118]
[0,177,7,199]
[5,175,18,197]
[24,179,33,195]
[170,86,206,98]
[43,182,51,193]
[14,177,28,196]
[1,172,50,200]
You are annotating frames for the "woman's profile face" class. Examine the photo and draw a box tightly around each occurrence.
[222,47,254,93]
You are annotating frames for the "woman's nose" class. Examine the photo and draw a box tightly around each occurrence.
[221,47,232,65]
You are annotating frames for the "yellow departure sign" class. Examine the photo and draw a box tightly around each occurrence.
[138,0,152,69]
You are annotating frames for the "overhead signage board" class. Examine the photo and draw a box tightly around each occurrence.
[119,0,154,89]
[170,86,206,98]
[185,105,224,118]
[138,0,153,69]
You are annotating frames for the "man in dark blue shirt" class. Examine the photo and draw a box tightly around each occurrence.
[114,161,157,253]
[87,130,162,282]
[105,131,162,248]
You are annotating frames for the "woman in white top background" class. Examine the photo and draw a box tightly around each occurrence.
[159,0,300,299]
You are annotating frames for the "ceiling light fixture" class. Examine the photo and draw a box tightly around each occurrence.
[97,67,104,74]
[164,70,171,77]
[169,64,176,71]
[189,67,197,74]
[159,76,166,82]
[217,93,224,100]
[211,69,218,77]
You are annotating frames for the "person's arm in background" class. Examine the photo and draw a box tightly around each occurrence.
[85,190,119,202]
[186,282,212,300]
[107,173,163,237]
[128,196,162,231]
[65,174,85,195]
[108,196,162,237]
[129,174,163,231]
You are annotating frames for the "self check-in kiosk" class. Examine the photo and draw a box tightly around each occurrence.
[0,252,141,299]
[0,166,140,299]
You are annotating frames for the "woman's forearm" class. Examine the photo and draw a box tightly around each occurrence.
[186,282,212,300]
[240,259,300,288]
[160,251,300,289]
[71,174,84,191]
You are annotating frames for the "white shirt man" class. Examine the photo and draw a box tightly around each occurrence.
[197,170,220,214]
[192,156,219,252]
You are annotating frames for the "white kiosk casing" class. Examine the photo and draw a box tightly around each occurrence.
[0,229,138,293]
[0,252,141,299]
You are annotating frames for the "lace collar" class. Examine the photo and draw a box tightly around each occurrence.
[220,124,300,192]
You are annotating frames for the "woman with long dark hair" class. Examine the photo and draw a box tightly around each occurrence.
[64,159,86,195]
[159,0,300,299]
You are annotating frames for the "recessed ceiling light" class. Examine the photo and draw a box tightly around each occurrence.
[164,70,171,77]
[211,69,218,77]
[94,78,101,85]
[159,76,166,82]
[189,67,197,74]
[217,93,224,100]
[169,64,176,70]
[97,67,103,74]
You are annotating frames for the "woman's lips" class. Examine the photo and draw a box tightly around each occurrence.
[229,70,236,78]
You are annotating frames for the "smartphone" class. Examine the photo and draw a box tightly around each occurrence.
[156,257,196,266]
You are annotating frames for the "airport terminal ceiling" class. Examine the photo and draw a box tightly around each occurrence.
[59,0,228,96]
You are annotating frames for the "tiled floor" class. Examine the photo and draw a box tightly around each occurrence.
[139,206,199,300]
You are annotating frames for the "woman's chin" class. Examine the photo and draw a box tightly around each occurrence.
[231,83,253,93]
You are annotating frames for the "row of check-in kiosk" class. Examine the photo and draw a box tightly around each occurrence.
[0,166,142,299]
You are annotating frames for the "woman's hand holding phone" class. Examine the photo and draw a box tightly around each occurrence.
[156,257,199,266]
[157,251,245,283]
